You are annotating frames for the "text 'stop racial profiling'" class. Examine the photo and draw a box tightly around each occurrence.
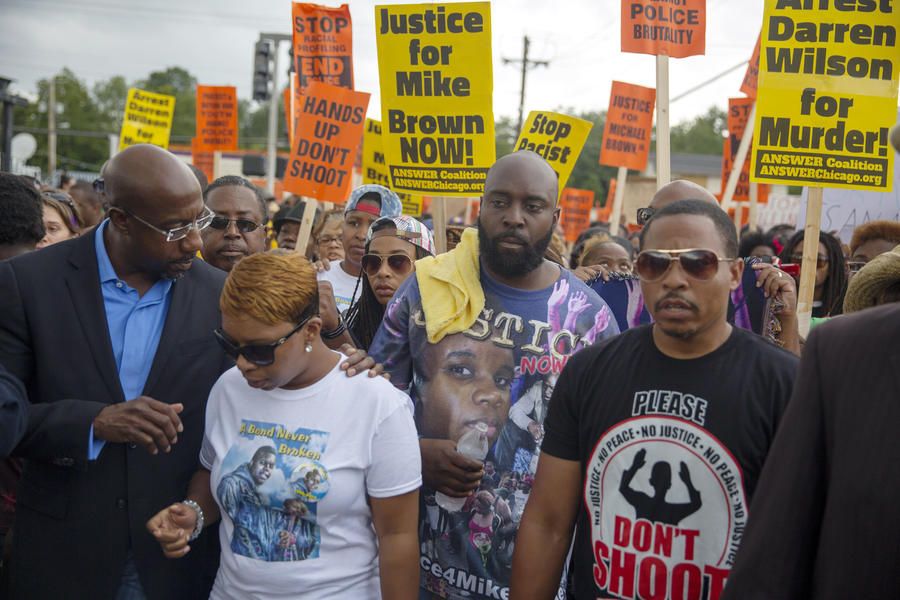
[375,3,496,197]
[292,3,354,90]
[751,0,900,192]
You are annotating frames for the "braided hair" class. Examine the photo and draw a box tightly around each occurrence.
[345,243,431,351]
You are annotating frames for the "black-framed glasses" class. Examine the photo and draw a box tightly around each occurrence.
[636,248,735,282]
[118,205,215,242]
[361,253,413,277]
[209,216,264,233]
[637,207,655,226]
[214,313,314,366]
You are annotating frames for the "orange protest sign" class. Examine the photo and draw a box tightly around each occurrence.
[621,0,706,58]
[283,85,292,143]
[599,81,656,171]
[191,137,214,183]
[292,3,353,91]
[195,86,238,151]
[560,188,594,243]
[740,34,760,99]
[597,180,615,223]
[722,97,769,204]
[282,81,370,202]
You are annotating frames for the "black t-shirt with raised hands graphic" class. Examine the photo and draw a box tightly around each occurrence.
[542,325,798,600]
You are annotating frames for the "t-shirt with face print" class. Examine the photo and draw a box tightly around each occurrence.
[370,264,619,600]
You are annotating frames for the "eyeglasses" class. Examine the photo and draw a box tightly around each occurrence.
[361,253,413,277]
[120,205,215,242]
[789,254,829,269]
[209,216,264,233]
[848,261,867,273]
[214,313,314,366]
[636,249,735,282]
[636,207,655,226]
[317,235,341,245]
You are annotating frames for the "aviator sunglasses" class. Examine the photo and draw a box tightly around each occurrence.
[214,312,315,366]
[361,253,413,277]
[636,249,735,282]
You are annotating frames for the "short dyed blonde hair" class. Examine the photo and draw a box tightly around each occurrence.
[220,250,318,325]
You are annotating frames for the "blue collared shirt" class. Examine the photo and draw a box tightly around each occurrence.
[89,220,174,459]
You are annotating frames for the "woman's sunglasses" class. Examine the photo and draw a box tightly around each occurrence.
[214,314,313,366]
[361,253,413,277]
[209,216,263,233]
[636,249,734,282]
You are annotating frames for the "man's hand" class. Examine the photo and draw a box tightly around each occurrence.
[338,343,387,379]
[93,398,183,455]
[420,439,483,497]
[527,421,543,442]
[630,448,647,471]
[753,263,797,317]
[146,503,197,559]
[679,461,693,486]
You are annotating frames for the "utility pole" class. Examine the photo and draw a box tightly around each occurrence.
[48,77,57,179]
[503,36,549,134]
[0,76,28,172]
[256,32,291,195]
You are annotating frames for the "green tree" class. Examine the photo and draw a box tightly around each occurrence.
[669,106,727,155]
[137,67,198,141]
[13,68,111,173]
[93,75,128,130]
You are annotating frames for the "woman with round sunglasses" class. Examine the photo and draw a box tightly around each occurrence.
[146,250,421,599]
[344,216,435,351]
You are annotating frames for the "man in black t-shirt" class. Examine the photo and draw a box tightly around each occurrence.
[510,200,798,600]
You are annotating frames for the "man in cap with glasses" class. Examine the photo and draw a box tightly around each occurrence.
[200,176,269,273]
[0,144,229,599]
[512,199,798,600]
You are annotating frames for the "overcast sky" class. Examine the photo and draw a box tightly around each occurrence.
[1,0,763,125]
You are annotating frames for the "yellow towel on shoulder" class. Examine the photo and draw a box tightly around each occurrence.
[415,227,484,344]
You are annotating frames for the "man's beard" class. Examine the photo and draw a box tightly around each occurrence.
[478,219,553,278]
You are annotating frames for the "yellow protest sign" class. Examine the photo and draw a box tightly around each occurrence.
[375,2,495,197]
[363,118,423,213]
[750,0,899,192]
[515,111,592,191]
[362,118,392,187]
[402,195,424,217]
[119,88,175,151]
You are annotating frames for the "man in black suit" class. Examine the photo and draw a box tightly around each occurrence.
[0,364,26,458]
[0,145,229,599]
[721,302,900,599]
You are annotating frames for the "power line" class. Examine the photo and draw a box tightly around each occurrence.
[502,36,550,134]
[671,60,748,104]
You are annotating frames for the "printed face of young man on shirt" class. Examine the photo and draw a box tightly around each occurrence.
[418,332,515,447]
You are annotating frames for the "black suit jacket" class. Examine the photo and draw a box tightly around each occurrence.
[0,231,231,600]
[722,303,900,600]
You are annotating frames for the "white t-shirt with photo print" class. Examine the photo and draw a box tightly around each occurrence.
[200,355,421,599]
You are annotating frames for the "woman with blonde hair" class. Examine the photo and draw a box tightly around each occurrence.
[147,251,421,599]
